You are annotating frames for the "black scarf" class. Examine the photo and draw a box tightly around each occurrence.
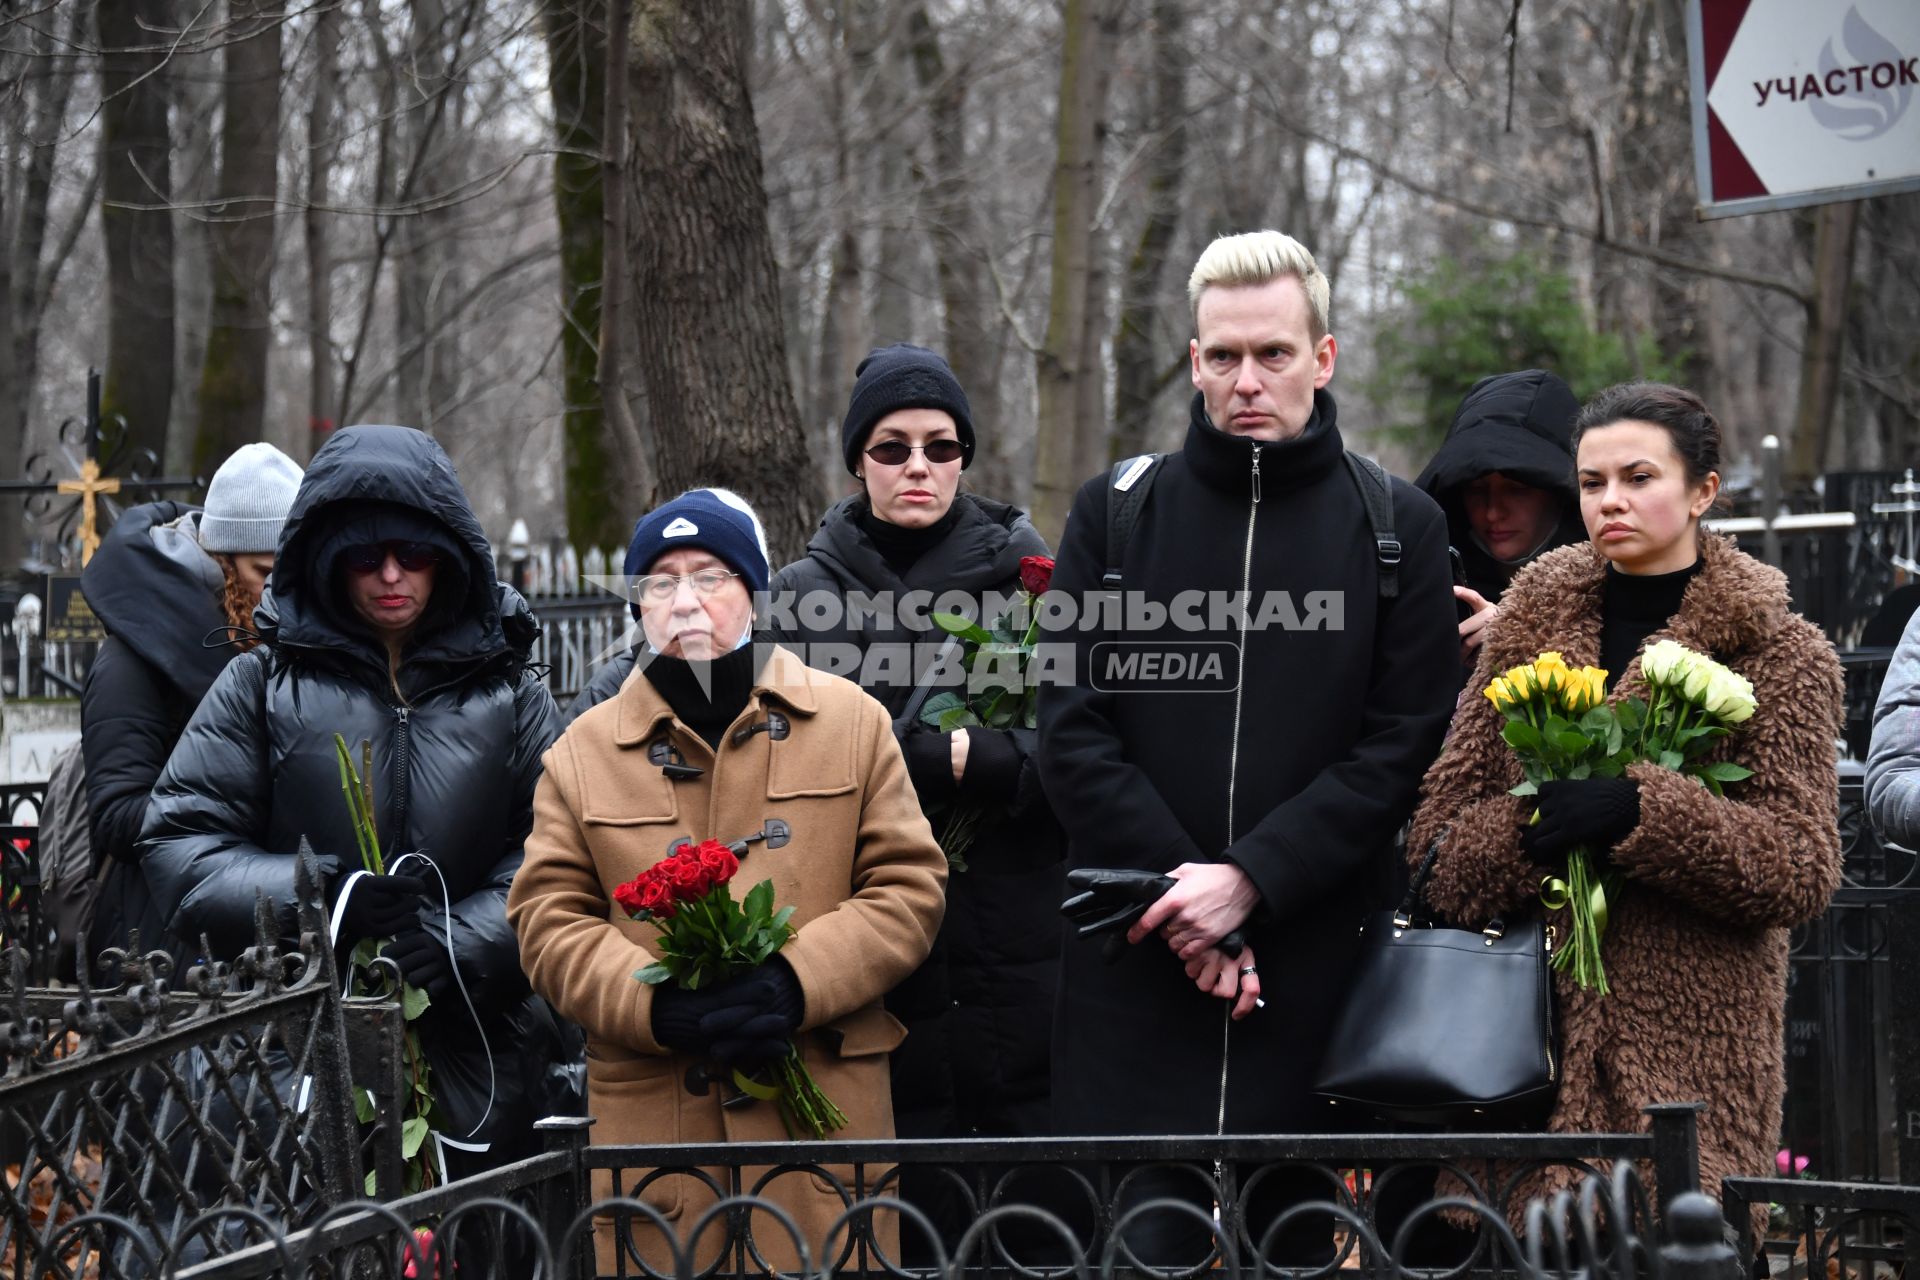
[857,499,963,576]
[640,635,769,748]
[1600,558,1703,688]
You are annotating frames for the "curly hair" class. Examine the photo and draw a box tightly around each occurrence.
[215,555,262,652]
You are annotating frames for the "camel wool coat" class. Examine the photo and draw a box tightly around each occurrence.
[508,644,947,1271]
[1406,535,1842,1223]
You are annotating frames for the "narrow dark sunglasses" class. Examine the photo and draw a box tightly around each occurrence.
[864,439,965,466]
[342,541,443,573]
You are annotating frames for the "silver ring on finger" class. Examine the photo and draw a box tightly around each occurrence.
[1240,964,1257,976]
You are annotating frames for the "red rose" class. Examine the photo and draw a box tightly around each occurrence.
[611,874,649,918]
[663,854,711,901]
[1019,555,1054,595]
[696,840,739,886]
[636,877,677,920]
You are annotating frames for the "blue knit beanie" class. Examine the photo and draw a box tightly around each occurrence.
[623,489,770,618]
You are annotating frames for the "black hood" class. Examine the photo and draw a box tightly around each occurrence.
[259,425,528,673]
[80,501,236,702]
[1415,370,1584,588]
[805,491,1049,595]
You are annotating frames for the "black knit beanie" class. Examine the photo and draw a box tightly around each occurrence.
[840,343,976,475]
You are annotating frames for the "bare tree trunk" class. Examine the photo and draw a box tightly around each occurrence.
[1031,0,1120,545]
[905,1,1005,497]
[599,0,656,516]
[99,0,177,470]
[1110,0,1187,464]
[625,0,821,562]
[544,0,629,549]
[195,0,283,475]
[394,0,465,435]
[849,0,914,345]
[1789,200,1860,488]
[306,0,342,458]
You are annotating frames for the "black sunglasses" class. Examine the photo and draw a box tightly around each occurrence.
[341,541,444,574]
[864,439,965,467]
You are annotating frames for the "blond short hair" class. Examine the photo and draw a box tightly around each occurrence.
[1187,230,1330,340]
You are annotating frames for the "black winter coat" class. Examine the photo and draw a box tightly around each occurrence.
[768,492,1065,1141]
[1037,391,1459,1137]
[140,426,574,1165]
[80,502,243,965]
[1414,369,1584,604]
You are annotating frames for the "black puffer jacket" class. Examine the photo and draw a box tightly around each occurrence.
[80,502,240,966]
[769,492,1065,1142]
[1414,369,1584,603]
[140,426,574,1164]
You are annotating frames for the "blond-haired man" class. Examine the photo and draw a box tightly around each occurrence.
[1036,230,1460,1265]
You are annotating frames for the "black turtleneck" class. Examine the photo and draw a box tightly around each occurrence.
[1600,558,1702,689]
[640,637,768,748]
[1181,391,1342,497]
[857,499,962,576]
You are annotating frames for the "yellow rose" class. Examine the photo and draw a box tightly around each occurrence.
[1581,666,1610,708]
[1502,664,1536,702]
[1485,677,1516,710]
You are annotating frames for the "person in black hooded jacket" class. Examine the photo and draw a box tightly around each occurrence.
[770,343,1066,1260]
[140,425,577,1178]
[80,443,303,972]
[1415,369,1584,668]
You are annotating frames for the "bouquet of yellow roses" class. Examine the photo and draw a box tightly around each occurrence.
[1485,645,1756,994]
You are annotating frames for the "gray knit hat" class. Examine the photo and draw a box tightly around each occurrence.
[199,443,305,553]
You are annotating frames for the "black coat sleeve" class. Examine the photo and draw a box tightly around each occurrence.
[139,652,337,954]
[560,648,635,727]
[443,674,562,1006]
[81,637,186,866]
[1036,475,1207,871]
[1220,479,1460,914]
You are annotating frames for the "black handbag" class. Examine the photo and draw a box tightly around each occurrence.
[1312,836,1559,1128]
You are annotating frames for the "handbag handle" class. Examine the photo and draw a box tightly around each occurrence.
[1395,832,1508,940]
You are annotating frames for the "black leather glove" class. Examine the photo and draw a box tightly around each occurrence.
[334,874,427,945]
[901,726,957,803]
[383,926,456,1003]
[1060,868,1246,961]
[1521,777,1640,863]
[653,963,803,1059]
[701,961,805,1068]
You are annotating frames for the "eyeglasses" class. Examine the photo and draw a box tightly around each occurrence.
[863,439,965,467]
[342,541,444,574]
[635,568,739,602]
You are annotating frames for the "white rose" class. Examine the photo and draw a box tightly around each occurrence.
[1682,654,1714,702]
[1702,664,1757,723]
[1640,639,1689,687]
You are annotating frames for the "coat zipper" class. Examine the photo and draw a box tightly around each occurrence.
[390,705,412,859]
[1219,442,1262,1136]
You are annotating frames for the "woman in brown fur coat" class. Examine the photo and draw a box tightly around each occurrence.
[1407,383,1842,1224]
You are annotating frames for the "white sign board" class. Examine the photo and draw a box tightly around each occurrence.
[1688,0,1920,218]
[7,729,78,785]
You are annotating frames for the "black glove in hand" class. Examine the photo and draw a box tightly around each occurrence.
[335,873,427,945]
[1521,777,1640,863]
[652,962,804,1061]
[1060,868,1246,960]
[383,927,456,1003]
[702,962,805,1068]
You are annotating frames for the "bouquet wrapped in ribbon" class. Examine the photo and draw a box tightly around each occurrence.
[1486,644,1756,995]
[616,839,847,1139]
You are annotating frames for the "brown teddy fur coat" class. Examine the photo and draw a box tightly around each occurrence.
[1406,533,1842,1224]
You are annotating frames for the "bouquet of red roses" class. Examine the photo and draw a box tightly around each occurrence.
[614,839,847,1139]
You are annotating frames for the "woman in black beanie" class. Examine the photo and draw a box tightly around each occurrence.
[770,342,1066,1262]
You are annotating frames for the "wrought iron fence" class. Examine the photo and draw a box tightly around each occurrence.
[0,860,406,1279]
[1723,1175,1917,1279]
[524,594,630,705]
[0,782,49,982]
[98,1108,1723,1279]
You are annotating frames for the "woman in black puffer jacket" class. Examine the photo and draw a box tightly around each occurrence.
[141,425,578,1177]
[770,344,1066,1260]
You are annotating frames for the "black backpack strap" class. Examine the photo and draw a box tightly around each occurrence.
[1105,453,1163,591]
[1343,451,1401,599]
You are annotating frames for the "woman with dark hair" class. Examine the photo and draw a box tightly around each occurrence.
[1416,370,1586,666]
[770,343,1066,1260]
[140,425,575,1177]
[80,443,303,971]
[1407,383,1843,1229]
